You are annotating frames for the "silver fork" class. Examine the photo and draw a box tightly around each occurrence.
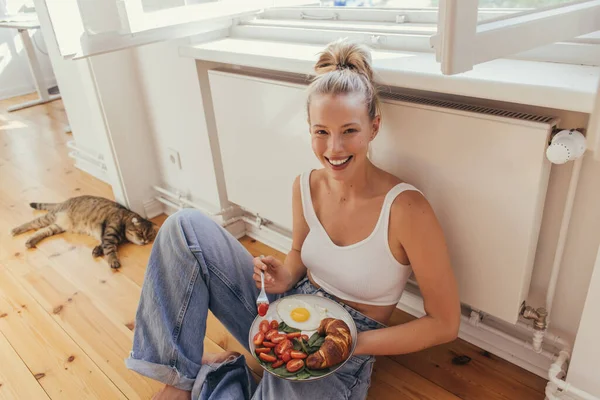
[256,255,269,315]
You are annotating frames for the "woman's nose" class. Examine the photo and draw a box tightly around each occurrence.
[328,134,344,154]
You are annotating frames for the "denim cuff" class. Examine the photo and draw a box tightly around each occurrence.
[125,354,196,390]
[191,354,256,400]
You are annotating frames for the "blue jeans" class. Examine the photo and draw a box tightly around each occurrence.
[125,209,386,400]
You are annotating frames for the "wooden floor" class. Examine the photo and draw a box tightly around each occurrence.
[0,95,548,399]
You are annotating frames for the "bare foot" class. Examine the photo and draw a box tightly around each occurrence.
[202,351,241,365]
[152,385,191,400]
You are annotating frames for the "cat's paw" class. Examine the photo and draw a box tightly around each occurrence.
[110,260,121,269]
[11,228,22,236]
[92,246,104,257]
[25,239,37,249]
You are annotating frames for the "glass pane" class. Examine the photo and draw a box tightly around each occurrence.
[477,0,578,8]
[142,0,219,13]
[313,0,577,8]
[317,0,436,7]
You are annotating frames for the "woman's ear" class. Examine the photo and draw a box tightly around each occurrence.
[371,115,381,140]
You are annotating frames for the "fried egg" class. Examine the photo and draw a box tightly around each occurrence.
[276,298,326,331]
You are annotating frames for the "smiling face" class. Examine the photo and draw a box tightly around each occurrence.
[309,92,380,181]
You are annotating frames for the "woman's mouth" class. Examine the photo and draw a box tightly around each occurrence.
[325,156,353,170]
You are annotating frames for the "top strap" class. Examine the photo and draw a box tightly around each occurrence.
[380,182,423,237]
[300,170,320,228]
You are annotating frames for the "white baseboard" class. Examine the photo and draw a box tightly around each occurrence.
[0,79,58,101]
[73,160,110,184]
[143,198,165,219]
[225,219,247,240]
[397,287,554,379]
[243,222,292,254]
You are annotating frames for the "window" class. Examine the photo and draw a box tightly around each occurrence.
[40,0,600,73]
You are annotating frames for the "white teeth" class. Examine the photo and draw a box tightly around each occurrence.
[328,157,350,166]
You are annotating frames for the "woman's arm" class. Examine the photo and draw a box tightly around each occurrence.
[354,191,461,356]
[257,175,309,293]
[283,175,310,289]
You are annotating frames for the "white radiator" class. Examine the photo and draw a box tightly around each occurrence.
[208,68,557,324]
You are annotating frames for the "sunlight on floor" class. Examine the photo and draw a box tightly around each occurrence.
[0,113,27,130]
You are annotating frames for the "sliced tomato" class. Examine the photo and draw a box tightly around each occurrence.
[254,347,271,354]
[259,320,270,334]
[271,359,284,368]
[286,332,302,339]
[270,320,279,330]
[301,334,309,341]
[286,359,304,372]
[264,329,278,341]
[281,349,292,363]
[257,303,269,317]
[290,350,307,359]
[253,332,264,346]
[259,352,277,363]
[262,341,276,348]
[275,339,293,355]
[271,334,287,344]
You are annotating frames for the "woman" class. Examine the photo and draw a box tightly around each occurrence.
[126,39,461,400]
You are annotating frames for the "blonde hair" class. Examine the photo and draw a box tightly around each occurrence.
[307,39,380,121]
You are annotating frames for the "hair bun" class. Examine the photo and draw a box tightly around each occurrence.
[314,39,374,82]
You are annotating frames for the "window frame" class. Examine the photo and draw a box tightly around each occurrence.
[432,0,600,74]
[236,5,600,67]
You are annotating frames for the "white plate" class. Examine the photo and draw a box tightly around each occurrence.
[248,294,358,382]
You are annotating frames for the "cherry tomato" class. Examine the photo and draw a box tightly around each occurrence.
[259,320,270,334]
[286,359,304,372]
[271,334,287,344]
[264,329,278,341]
[290,350,307,359]
[271,359,284,368]
[253,332,264,346]
[254,347,271,354]
[301,334,309,341]
[275,339,293,355]
[259,352,277,363]
[262,341,276,348]
[257,302,269,317]
[281,349,292,363]
[270,320,279,330]
[286,332,302,339]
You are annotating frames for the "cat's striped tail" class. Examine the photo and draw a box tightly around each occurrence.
[30,202,59,211]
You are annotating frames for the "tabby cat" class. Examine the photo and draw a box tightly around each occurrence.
[11,195,157,269]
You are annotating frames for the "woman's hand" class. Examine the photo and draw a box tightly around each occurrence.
[253,255,294,294]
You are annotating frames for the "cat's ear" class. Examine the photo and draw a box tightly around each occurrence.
[132,217,140,226]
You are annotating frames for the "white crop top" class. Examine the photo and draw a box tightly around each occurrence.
[300,170,420,306]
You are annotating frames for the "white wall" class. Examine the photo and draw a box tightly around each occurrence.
[134,40,223,211]
[0,1,55,100]
[567,244,600,395]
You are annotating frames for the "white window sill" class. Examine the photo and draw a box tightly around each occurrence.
[179,38,599,114]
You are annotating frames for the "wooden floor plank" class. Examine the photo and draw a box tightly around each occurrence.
[370,356,461,400]
[0,331,51,400]
[4,253,162,400]
[0,266,126,399]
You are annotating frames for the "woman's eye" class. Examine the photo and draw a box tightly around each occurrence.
[315,130,327,135]
[344,129,357,134]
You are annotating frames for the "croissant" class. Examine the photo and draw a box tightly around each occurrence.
[306,318,352,369]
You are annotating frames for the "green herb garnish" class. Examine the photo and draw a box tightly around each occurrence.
[307,332,321,346]
[278,321,301,333]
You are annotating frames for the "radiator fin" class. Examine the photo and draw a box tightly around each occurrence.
[382,92,555,124]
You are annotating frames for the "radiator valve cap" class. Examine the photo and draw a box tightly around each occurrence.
[546,129,586,164]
